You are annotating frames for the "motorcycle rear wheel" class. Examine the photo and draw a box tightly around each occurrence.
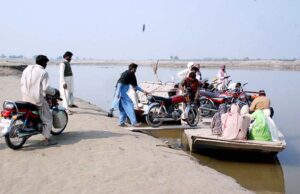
[146,104,163,127]
[5,119,27,150]
[51,110,68,135]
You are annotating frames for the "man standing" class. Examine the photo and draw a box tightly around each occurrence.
[111,63,149,127]
[179,72,200,120]
[21,55,57,146]
[179,72,200,102]
[59,51,77,114]
[177,61,194,80]
[217,65,229,90]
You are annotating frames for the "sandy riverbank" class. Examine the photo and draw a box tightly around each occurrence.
[0,69,252,194]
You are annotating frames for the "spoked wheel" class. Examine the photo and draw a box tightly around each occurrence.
[51,110,68,135]
[185,105,200,127]
[199,98,216,117]
[146,104,163,127]
[4,119,27,150]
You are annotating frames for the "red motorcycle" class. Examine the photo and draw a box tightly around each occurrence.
[145,89,200,127]
[199,83,252,117]
[0,94,68,150]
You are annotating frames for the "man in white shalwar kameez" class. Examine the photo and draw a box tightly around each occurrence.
[59,51,77,114]
[21,55,57,146]
[217,65,229,90]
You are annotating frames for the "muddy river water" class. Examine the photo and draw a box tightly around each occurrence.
[47,64,300,194]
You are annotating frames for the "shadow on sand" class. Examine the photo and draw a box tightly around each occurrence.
[20,130,128,151]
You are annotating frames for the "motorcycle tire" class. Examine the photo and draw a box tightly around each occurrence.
[199,98,216,117]
[51,110,68,136]
[185,105,200,127]
[5,119,27,150]
[146,104,163,127]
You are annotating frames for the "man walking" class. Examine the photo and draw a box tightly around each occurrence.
[59,51,77,114]
[21,55,58,146]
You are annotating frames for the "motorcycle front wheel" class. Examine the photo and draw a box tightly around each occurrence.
[199,98,216,117]
[185,105,200,127]
[51,109,68,135]
[5,119,27,150]
[146,104,163,127]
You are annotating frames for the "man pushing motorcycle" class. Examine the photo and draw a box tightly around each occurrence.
[179,72,200,120]
[179,72,200,102]
[21,55,59,146]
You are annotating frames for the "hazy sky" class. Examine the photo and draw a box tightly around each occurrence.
[0,0,299,59]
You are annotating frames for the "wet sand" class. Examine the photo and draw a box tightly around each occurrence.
[0,69,253,193]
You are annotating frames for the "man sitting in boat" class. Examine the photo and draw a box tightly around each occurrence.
[250,90,270,112]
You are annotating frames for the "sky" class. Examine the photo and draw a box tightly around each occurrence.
[0,0,299,59]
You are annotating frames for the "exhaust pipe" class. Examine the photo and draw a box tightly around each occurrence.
[199,107,218,112]
[153,118,180,122]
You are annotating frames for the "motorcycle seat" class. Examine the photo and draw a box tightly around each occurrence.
[15,101,38,111]
[150,95,172,104]
[200,91,220,98]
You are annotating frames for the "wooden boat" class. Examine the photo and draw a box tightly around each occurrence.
[184,127,286,155]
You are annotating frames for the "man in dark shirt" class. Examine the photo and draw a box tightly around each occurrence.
[179,72,200,102]
[109,63,148,127]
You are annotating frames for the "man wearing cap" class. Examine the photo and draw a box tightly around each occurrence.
[177,62,194,80]
[59,51,77,115]
[21,55,58,146]
[250,90,270,112]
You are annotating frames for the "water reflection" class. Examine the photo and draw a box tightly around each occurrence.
[45,64,300,194]
[146,129,285,194]
[191,151,284,194]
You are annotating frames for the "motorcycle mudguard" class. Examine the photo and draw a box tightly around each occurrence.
[0,118,13,136]
[143,102,160,115]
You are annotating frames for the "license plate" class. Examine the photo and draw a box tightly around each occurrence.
[0,118,12,136]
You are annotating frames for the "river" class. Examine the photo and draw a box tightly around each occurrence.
[46,64,300,194]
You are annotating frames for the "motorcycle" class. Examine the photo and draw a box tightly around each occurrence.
[199,83,252,117]
[0,93,68,150]
[145,89,200,127]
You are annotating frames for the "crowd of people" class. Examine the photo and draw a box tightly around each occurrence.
[19,57,278,145]
[210,88,279,142]
[175,61,279,142]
